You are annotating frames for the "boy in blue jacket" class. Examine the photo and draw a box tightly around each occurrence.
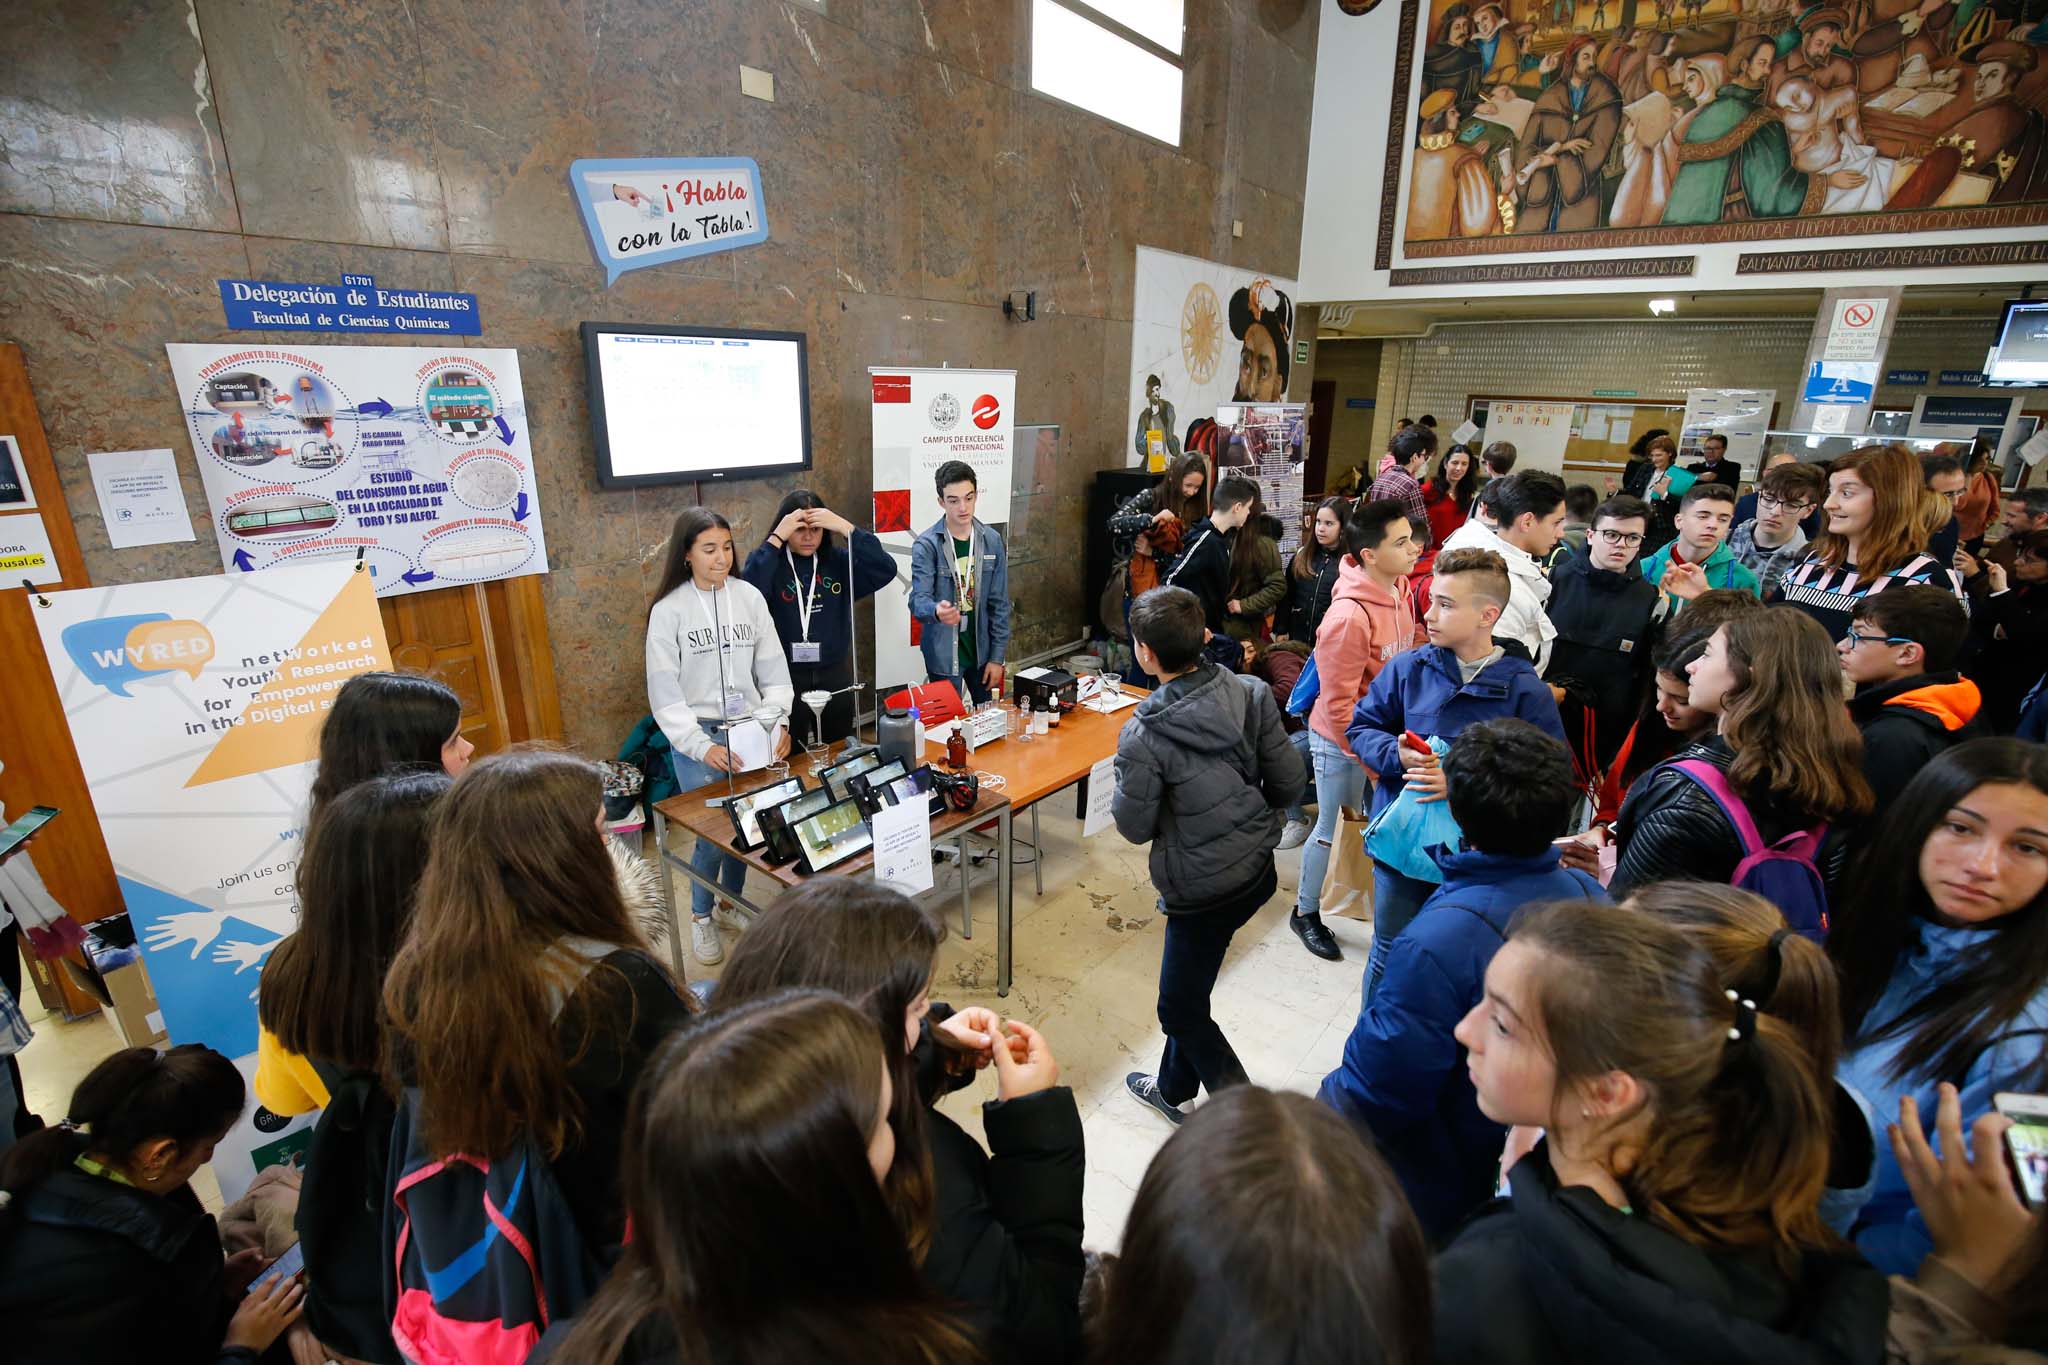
[1318,718,1606,1242]
[1347,547,1565,1000]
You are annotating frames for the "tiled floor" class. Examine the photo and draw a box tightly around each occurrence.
[13,805,1364,1250]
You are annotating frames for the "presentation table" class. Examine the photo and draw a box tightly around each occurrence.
[929,687,1149,899]
[652,743,1018,991]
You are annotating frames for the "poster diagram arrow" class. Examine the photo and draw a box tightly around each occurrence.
[512,491,530,522]
[231,549,256,571]
[401,568,436,585]
[494,415,516,444]
[357,397,393,417]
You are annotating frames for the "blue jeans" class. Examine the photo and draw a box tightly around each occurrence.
[1285,729,1314,824]
[1362,861,1434,1000]
[1295,730,1369,920]
[671,737,747,921]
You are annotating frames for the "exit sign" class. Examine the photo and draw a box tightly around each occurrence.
[1592,388,1638,397]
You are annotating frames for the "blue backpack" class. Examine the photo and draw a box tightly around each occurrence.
[383,1093,604,1365]
[1671,759,1832,940]
[1286,653,1320,717]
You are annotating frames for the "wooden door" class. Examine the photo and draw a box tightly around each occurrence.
[1307,379,1337,495]
[376,576,562,758]
[0,344,119,1019]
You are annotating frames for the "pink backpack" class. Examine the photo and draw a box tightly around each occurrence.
[1670,759,1831,940]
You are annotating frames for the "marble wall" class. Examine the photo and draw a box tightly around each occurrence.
[0,0,1318,754]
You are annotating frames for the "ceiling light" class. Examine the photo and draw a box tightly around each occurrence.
[1648,298,1677,316]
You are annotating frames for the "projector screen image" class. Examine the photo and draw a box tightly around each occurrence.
[583,322,812,488]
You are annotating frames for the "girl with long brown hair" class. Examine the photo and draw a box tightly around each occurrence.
[1278,495,1348,642]
[1828,738,2048,1277]
[1610,607,1872,899]
[532,990,979,1365]
[1434,901,1888,1365]
[1221,491,1287,643]
[1776,443,1966,642]
[645,506,793,966]
[382,747,694,1263]
[1089,1086,1432,1365]
[713,880,1083,1363]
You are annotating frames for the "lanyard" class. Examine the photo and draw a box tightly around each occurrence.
[786,549,820,643]
[955,529,976,607]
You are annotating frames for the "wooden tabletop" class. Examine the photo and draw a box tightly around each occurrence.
[929,689,1149,809]
[654,743,1012,889]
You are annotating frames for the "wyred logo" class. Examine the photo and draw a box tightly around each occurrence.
[971,393,1001,430]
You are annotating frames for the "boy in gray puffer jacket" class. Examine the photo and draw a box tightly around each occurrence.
[1113,586,1307,1126]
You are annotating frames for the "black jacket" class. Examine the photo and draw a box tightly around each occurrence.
[1544,544,1664,768]
[1160,519,1234,631]
[1276,545,1341,643]
[1688,455,1743,491]
[1847,671,1983,822]
[1434,1145,1888,1365]
[1973,582,2048,731]
[0,1165,247,1365]
[1610,738,1853,899]
[922,1090,1086,1364]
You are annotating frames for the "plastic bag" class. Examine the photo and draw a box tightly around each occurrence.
[1363,736,1461,885]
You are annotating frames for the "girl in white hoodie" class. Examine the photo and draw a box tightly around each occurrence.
[646,508,793,965]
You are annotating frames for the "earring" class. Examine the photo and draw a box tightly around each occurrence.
[1580,1108,1590,1119]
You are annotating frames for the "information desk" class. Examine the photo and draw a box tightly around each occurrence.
[652,744,1018,991]
[930,688,1149,897]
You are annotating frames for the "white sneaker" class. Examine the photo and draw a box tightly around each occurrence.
[690,916,724,965]
[712,898,750,932]
[1278,818,1312,851]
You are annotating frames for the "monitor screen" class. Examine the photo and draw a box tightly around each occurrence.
[582,323,812,487]
[1986,300,2048,387]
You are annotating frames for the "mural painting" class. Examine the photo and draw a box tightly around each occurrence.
[1375,0,2048,253]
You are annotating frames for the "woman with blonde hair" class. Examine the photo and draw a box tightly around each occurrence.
[1610,608,1872,902]
[1776,443,1965,642]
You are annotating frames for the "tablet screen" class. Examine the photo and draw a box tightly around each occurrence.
[794,799,874,873]
[859,759,907,793]
[886,767,932,806]
[820,751,882,799]
[730,778,804,846]
[763,785,834,835]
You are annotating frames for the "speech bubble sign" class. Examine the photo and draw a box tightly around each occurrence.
[58,613,216,696]
[126,618,216,679]
[568,157,770,287]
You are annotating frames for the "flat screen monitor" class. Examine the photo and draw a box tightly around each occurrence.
[582,322,812,488]
[1986,299,2048,388]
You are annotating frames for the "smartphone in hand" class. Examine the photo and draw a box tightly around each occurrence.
[247,1241,305,1295]
[1995,1092,2048,1208]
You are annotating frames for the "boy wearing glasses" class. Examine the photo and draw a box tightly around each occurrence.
[1838,584,1979,822]
[1545,494,1667,779]
[1728,460,1827,598]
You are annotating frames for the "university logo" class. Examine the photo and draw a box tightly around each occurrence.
[929,393,961,431]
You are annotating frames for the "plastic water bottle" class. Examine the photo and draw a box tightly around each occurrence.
[908,703,925,758]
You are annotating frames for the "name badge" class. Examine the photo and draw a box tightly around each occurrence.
[723,689,748,719]
[1619,639,1635,653]
[792,642,822,664]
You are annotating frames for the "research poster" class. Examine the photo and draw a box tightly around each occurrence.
[869,369,1016,691]
[166,343,549,599]
[1680,389,1777,470]
[32,562,391,1197]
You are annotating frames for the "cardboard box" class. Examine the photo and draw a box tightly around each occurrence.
[60,914,169,1050]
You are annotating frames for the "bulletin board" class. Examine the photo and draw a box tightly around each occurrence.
[1469,395,1692,472]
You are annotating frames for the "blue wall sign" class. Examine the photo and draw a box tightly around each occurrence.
[217,274,480,334]
[1919,395,2016,428]
[1344,397,1375,409]
[1940,370,1987,387]
[568,157,770,286]
[1803,360,1876,406]
[1885,369,1929,386]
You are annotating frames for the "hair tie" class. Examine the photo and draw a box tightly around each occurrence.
[1723,988,1757,1046]
[1751,928,1791,1011]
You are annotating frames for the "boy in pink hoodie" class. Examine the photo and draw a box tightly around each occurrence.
[1290,499,1422,962]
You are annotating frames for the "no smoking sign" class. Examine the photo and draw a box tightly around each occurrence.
[1825,297,1889,362]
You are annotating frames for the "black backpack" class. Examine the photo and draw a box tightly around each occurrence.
[298,1060,402,1364]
